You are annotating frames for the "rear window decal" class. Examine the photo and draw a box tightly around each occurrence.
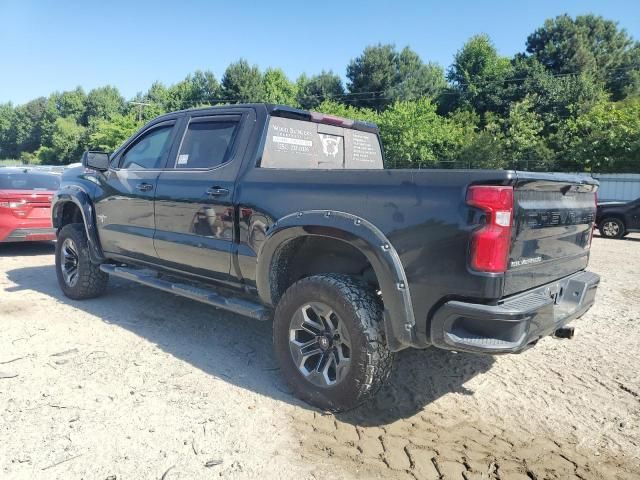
[261,117,383,170]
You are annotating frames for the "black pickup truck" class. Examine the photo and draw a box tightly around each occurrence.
[52,104,600,411]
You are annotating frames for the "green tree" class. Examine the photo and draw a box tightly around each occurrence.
[555,98,640,172]
[500,97,553,170]
[9,97,48,155]
[38,116,86,164]
[503,56,606,134]
[315,100,379,124]
[347,44,445,111]
[131,81,171,121]
[221,59,264,103]
[166,79,196,111]
[445,34,513,116]
[0,103,16,158]
[458,115,507,169]
[84,86,125,122]
[189,70,221,105]
[526,14,640,99]
[296,71,345,109]
[387,48,446,101]
[262,68,298,106]
[54,87,87,121]
[377,98,467,167]
[347,44,397,110]
[88,113,143,152]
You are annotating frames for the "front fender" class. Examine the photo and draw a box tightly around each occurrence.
[256,210,417,351]
[52,185,105,264]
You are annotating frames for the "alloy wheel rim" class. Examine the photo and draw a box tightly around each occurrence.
[603,221,619,237]
[61,238,79,287]
[289,302,352,388]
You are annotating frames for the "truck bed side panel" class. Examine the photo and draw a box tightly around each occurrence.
[235,168,516,333]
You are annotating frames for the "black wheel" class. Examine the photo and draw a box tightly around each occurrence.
[273,274,393,412]
[599,217,625,239]
[55,223,108,299]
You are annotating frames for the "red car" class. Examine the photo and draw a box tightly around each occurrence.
[0,167,60,243]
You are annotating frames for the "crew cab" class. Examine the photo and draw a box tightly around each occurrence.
[596,196,640,239]
[51,104,600,411]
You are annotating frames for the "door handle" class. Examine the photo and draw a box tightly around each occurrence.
[136,182,153,192]
[206,187,229,197]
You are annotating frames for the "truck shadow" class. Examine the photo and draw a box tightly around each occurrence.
[5,264,494,427]
[593,232,640,242]
[0,242,55,257]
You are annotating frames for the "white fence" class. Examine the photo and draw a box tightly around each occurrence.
[589,173,640,201]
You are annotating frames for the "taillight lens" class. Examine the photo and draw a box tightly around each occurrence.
[587,191,597,248]
[0,198,29,217]
[309,112,354,128]
[466,186,514,273]
[0,199,26,208]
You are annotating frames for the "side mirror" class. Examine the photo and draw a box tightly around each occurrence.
[82,151,110,171]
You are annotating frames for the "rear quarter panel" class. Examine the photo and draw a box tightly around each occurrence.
[235,168,517,331]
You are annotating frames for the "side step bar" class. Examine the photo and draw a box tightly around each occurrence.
[100,264,271,322]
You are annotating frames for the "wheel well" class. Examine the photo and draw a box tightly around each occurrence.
[269,236,379,305]
[58,202,84,229]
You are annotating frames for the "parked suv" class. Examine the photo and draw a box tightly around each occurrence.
[596,197,640,238]
[51,104,600,411]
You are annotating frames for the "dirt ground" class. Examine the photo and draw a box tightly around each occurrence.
[0,234,639,480]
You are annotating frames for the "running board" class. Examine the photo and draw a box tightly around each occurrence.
[99,264,271,321]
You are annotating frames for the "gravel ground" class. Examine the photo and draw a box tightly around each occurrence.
[0,234,639,479]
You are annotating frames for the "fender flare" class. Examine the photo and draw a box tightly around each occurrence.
[256,210,417,351]
[52,186,105,264]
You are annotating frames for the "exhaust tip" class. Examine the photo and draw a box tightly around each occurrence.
[554,326,575,339]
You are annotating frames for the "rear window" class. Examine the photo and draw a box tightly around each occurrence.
[0,172,60,190]
[260,117,383,169]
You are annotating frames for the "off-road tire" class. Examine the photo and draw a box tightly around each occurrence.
[55,223,108,299]
[273,274,393,412]
[599,217,625,239]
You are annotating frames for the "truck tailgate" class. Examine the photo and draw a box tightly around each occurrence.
[504,172,598,296]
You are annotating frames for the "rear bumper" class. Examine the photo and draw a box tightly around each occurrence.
[430,270,600,354]
[1,227,56,242]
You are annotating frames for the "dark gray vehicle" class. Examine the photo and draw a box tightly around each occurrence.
[596,197,640,238]
[51,104,600,411]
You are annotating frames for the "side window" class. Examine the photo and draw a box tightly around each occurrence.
[175,120,238,169]
[120,126,173,170]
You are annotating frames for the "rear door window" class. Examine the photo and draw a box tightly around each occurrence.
[260,116,383,169]
[175,118,239,169]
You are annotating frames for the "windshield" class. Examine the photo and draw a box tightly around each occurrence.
[0,172,61,190]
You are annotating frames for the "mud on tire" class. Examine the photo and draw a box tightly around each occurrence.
[273,274,393,412]
[55,223,108,300]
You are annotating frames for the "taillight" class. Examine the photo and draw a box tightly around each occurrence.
[466,185,514,273]
[587,191,597,248]
[0,199,26,208]
[309,112,354,128]
[0,198,29,217]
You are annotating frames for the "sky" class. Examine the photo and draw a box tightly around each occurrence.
[1,0,639,105]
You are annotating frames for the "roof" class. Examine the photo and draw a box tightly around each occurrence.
[152,103,379,133]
